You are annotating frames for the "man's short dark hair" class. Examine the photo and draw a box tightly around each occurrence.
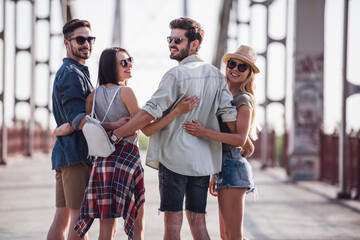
[63,19,91,39]
[169,17,204,52]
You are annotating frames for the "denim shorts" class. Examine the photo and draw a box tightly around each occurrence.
[216,148,255,193]
[158,163,210,214]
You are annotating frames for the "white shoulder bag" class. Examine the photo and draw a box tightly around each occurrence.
[82,86,121,157]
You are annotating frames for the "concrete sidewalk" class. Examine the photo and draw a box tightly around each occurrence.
[0,152,360,240]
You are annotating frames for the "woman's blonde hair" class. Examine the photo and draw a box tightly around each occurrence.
[235,67,259,141]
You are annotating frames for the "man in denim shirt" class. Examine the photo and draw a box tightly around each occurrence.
[110,18,254,240]
[47,19,95,240]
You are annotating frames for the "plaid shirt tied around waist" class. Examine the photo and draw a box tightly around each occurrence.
[74,141,145,239]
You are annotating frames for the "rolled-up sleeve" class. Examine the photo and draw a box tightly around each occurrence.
[217,77,237,122]
[71,112,87,129]
[142,72,178,120]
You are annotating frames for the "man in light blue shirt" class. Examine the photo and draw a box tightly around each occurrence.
[112,17,240,239]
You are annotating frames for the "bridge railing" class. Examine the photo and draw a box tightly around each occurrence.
[1,125,359,200]
[320,129,360,199]
[1,124,55,160]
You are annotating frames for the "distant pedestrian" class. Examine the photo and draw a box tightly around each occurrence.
[184,45,260,240]
[47,19,96,240]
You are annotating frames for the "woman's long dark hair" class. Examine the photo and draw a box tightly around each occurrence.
[97,47,130,86]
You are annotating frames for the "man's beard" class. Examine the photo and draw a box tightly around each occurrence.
[170,44,190,61]
[70,43,91,60]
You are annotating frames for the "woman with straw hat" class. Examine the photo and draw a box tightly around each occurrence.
[184,45,260,240]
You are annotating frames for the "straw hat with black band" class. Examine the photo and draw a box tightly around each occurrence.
[222,45,260,74]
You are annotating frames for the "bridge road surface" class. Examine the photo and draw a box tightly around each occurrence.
[0,151,360,240]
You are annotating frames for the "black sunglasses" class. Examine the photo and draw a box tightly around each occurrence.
[117,57,134,67]
[167,36,187,44]
[66,36,96,45]
[227,60,249,72]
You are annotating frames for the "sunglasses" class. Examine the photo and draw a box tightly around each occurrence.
[227,60,249,72]
[167,36,187,44]
[66,36,96,45]
[117,57,134,67]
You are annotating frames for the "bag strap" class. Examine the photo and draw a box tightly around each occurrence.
[90,89,97,119]
[90,86,121,123]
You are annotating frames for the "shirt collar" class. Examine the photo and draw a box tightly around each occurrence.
[179,54,205,65]
[63,57,89,71]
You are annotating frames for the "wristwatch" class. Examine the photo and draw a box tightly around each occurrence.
[110,130,122,144]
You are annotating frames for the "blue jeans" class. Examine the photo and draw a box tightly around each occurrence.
[158,163,210,213]
[216,148,255,193]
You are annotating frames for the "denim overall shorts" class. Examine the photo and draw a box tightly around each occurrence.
[216,148,255,194]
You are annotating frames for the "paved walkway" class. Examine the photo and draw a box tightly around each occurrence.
[0,151,360,240]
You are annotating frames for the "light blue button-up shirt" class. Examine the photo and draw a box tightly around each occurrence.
[143,55,237,176]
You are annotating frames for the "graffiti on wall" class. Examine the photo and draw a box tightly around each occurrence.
[295,54,324,76]
[293,54,324,153]
[290,154,320,180]
[294,82,323,152]
[289,53,324,180]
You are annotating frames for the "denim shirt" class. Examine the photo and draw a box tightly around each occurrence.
[51,58,94,170]
[143,55,237,176]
